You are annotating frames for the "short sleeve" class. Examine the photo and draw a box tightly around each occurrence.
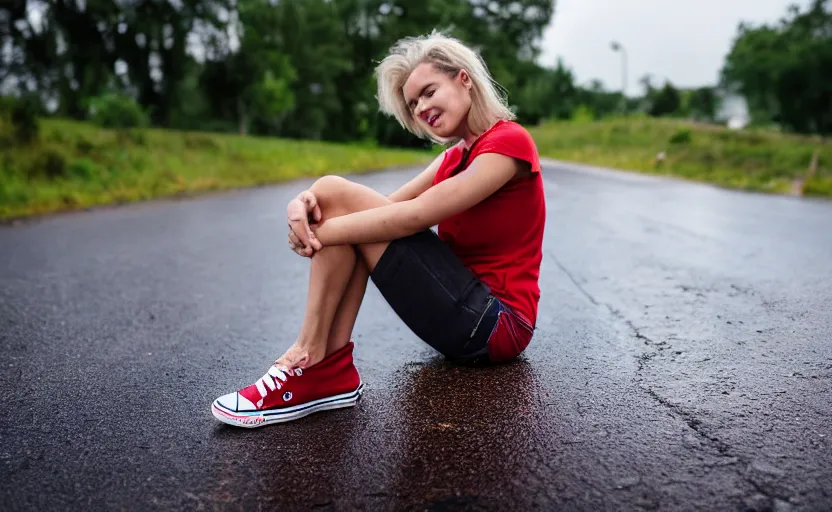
[474,122,541,173]
[434,145,465,184]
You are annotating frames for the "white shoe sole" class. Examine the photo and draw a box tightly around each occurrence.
[211,383,364,428]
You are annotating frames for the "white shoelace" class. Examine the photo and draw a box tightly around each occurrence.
[254,365,302,399]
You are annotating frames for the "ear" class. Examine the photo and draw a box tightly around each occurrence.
[457,69,472,90]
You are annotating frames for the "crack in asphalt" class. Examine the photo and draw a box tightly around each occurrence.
[745,476,795,506]
[551,254,793,506]
[642,388,730,455]
[548,252,599,306]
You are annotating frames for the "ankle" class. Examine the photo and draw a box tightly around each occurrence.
[325,338,350,358]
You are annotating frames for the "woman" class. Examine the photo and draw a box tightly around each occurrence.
[212,31,546,428]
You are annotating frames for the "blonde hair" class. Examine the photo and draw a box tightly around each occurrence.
[375,31,516,144]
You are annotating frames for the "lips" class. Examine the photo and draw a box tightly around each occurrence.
[426,113,440,127]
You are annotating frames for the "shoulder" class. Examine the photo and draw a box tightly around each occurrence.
[485,120,537,146]
[433,142,466,184]
[474,120,541,172]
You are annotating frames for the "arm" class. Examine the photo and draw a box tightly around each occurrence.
[386,151,445,203]
[288,151,443,253]
[313,153,522,246]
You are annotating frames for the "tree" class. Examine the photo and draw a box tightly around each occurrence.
[1,0,232,124]
[262,0,351,141]
[1,0,561,145]
[201,0,298,135]
[338,0,557,146]
[572,80,624,119]
[721,0,832,134]
[649,82,681,117]
[547,58,578,120]
[688,87,717,121]
[511,58,576,124]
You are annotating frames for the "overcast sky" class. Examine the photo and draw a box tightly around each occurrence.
[536,0,812,94]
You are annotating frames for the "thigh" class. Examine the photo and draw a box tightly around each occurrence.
[357,242,389,273]
[369,229,499,361]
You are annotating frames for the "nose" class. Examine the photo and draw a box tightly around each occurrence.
[415,97,430,118]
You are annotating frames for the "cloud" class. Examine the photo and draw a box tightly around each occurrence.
[536,0,813,93]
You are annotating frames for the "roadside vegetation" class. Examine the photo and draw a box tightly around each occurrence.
[530,117,831,196]
[0,115,429,221]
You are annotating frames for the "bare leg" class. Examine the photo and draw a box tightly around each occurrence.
[289,243,358,368]
[276,176,391,369]
[325,254,370,356]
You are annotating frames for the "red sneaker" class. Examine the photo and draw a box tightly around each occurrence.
[211,341,363,428]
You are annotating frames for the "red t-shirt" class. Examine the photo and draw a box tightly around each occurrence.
[432,120,545,362]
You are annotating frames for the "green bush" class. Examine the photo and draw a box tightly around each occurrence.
[11,102,39,144]
[28,150,67,181]
[76,137,95,154]
[116,129,147,146]
[184,133,220,150]
[669,128,692,145]
[570,105,595,124]
[803,177,832,196]
[0,96,40,145]
[88,94,149,129]
[49,129,67,143]
[68,158,97,180]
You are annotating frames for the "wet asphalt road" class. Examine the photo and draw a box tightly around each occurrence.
[1,160,831,511]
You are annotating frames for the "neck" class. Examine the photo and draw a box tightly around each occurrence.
[459,118,501,149]
[459,121,479,149]
[462,133,478,149]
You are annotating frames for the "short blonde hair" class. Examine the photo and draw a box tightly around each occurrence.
[375,31,516,144]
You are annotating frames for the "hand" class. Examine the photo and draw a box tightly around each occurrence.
[287,190,323,256]
[287,230,310,258]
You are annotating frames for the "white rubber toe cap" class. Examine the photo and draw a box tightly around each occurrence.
[214,392,257,412]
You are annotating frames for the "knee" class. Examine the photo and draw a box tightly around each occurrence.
[311,175,348,202]
[312,175,348,193]
[311,175,355,215]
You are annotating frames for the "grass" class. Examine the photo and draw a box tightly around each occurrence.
[0,118,432,221]
[3,116,831,221]
[528,116,832,197]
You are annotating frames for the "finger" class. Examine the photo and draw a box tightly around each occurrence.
[289,241,306,255]
[288,199,314,249]
[286,198,306,222]
[309,235,322,251]
[299,190,317,210]
[302,241,315,256]
[308,226,322,251]
[298,191,322,223]
[289,218,312,249]
[288,231,312,257]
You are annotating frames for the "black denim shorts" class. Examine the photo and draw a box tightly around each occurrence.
[370,229,502,364]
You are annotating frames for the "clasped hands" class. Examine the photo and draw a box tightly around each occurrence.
[287,190,323,258]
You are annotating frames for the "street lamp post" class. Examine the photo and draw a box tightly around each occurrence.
[610,41,628,113]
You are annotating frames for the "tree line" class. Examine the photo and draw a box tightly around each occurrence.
[1,0,829,149]
[721,0,831,135]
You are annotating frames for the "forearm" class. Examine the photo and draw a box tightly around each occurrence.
[314,202,425,246]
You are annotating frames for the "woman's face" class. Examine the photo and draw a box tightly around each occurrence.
[403,62,473,139]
